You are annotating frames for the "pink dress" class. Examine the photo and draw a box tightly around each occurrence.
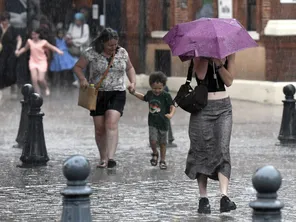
[28,39,48,72]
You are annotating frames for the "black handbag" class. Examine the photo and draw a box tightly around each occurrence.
[173,59,208,114]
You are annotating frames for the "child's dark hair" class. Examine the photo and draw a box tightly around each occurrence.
[149,71,167,86]
[31,28,44,39]
[56,28,65,36]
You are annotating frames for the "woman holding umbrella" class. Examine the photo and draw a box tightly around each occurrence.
[187,54,237,214]
[163,18,258,214]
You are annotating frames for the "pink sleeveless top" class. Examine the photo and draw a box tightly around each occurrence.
[28,39,48,72]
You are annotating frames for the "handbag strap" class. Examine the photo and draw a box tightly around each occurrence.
[186,59,202,85]
[186,59,208,86]
[94,54,115,90]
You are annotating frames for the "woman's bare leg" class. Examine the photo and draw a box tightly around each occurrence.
[104,110,121,160]
[218,172,229,196]
[93,116,108,166]
[197,174,208,197]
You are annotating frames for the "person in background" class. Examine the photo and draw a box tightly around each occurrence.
[15,28,63,96]
[50,29,77,86]
[0,12,22,90]
[66,12,90,87]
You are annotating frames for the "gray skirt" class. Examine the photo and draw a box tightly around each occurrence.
[185,97,232,181]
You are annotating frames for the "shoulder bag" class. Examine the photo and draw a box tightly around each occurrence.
[78,54,115,110]
[173,59,208,114]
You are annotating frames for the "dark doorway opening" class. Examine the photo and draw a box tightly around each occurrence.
[155,50,171,76]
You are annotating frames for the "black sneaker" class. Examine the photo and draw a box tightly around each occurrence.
[198,197,211,214]
[220,196,236,213]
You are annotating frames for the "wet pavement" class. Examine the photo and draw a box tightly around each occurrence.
[0,86,295,222]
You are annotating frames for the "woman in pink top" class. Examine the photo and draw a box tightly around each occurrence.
[15,28,63,96]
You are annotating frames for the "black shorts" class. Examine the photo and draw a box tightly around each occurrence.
[90,91,126,117]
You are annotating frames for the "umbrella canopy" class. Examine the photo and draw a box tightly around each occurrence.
[163,18,258,61]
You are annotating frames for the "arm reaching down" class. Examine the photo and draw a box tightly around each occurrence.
[15,40,30,57]
[73,56,89,88]
[126,57,136,93]
[165,105,176,119]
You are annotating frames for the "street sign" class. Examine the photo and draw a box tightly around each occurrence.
[218,0,233,18]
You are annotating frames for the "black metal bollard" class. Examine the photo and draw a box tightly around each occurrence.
[249,165,284,222]
[19,93,49,166]
[13,84,34,149]
[61,155,92,222]
[278,84,296,144]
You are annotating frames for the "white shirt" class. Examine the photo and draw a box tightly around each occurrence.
[67,23,90,47]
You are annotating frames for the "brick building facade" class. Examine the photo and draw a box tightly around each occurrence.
[122,0,296,81]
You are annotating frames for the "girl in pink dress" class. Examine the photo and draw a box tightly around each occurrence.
[15,28,63,96]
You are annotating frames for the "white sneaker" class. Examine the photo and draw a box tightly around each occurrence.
[72,80,79,87]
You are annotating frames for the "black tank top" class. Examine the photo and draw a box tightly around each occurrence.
[204,60,228,92]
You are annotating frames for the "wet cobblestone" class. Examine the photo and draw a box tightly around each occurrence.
[0,87,295,221]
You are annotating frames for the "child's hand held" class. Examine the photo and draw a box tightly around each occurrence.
[128,86,135,94]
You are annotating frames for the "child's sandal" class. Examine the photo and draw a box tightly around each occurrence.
[159,161,167,170]
[150,152,158,166]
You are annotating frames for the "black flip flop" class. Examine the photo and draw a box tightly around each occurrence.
[107,159,117,168]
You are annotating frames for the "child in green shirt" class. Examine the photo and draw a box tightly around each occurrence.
[128,71,175,169]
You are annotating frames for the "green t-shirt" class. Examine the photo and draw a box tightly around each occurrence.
[144,90,173,131]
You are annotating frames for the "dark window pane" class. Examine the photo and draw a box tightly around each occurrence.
[247,0,256,31]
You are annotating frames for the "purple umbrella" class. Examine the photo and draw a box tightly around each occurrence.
[163,18,258,61]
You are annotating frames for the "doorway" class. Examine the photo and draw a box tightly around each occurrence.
[155,50,171,77]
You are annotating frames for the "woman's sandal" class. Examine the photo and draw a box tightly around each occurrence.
[159,161,167,170]
[107,159,117,168]
[97,160,107,168]
[150,152,159,166]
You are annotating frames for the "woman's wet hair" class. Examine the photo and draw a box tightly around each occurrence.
[0,11,10,21]
[91,28,119,54]
[149,71,167,86]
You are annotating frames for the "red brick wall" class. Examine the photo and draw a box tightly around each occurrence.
[265,37,296,81]
[233,0,248,29]
[74,0,92,8]
[173,0,189,24]
[188,0,201,22]
[261,0,272,34]
[262,0,296,81]
[270,0,296,19]
[0,0,4,13]
[124,0,140,71]
[146,0,163,32]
